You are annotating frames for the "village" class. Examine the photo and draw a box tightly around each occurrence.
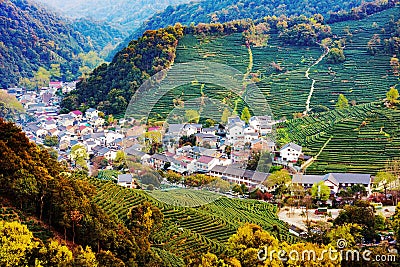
[4,81,384,198]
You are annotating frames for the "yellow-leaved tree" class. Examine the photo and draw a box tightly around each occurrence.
[0,221,39,266]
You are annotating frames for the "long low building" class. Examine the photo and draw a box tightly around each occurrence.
[209,165,269,188]
[292,173,373,195]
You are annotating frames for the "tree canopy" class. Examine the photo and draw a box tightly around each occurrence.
[386,87,399,105]
[264,169,291,187]
[335,94,349,110]
[311,181,330,201]
[240,107,251,124]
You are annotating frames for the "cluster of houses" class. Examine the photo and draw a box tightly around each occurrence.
[24,106,126,162]
[127,117,307,189]
[5,82,376,195]
[7,82,125,164]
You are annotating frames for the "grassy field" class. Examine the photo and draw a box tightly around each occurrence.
[89,178,295,264]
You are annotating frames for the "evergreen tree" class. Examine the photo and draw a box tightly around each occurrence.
[335,94,349,109]
[240,107,251,124]
[221,108,231,124]
[386,87,399,105]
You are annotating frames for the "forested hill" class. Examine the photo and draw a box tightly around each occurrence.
[62,24,185,115]
[113,0,393,56]
[36,0,191,36]
[0,0,94,87]
[61,16,333,115]
[70,18,125,57]
[0,118,168,266]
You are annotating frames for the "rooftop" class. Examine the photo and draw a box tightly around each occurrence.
[197,155,215,164]
[118,174,132,183]
[280,142,302,152]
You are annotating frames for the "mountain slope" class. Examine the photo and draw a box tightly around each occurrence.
[62,24,185,115]
[0,0,94,87]
[66,5,399,116]
[114,0,384,56]
[36,0,191,35]
[71,18,126,57]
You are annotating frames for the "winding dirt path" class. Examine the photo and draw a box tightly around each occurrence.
[304,46,330,114]
[234,46,253,113]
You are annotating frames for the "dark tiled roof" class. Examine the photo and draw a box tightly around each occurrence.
[210,165,269,184]
[151,154,170,162]
[252,171,269,182]
[210,165,227,173]
[326,173,371,185]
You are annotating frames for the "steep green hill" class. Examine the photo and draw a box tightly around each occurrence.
[0,0,95,87]
[71,18,126,57]
[172,6,399,118]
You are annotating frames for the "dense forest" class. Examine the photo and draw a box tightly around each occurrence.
[61,24,185,115]
[0,0,96,87]
[71,18,126,58]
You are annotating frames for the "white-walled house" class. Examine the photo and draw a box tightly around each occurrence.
[58,114,75,127]
[117,174,134,188]
[85,108,99,121]
[42,120,57,131]
[209,165,269,188]
[69,110,83,120]
[227,116,245,127]
[249,116,273,135]
[226,124,244,145]
[105,131,124,146]
[195,156,219,172]
[279,142,302,162]
[104,149,117,161]
[244,132,259,143]
[201,127,217,135]
[91,117,105,127]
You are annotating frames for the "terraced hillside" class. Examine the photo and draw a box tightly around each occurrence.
[281,102,400,174]
[310,6,400,109]
[148,189,222,207]
[171,6,400,119]
[89,178,295,264]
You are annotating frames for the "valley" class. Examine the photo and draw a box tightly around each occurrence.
[1,0,400,266]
